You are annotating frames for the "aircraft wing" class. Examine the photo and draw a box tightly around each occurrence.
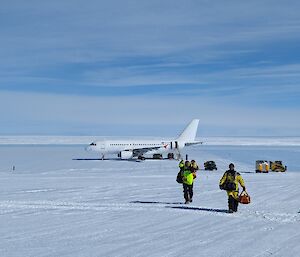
[185,141,203,146]
[132,146,162,156]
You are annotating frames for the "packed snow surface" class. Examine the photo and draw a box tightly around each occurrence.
[0,144,299,257]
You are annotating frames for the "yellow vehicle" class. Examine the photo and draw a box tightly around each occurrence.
[255,160,269,173]
[270,161,287,172]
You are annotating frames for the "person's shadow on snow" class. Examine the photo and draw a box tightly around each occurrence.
[130,200,183,205]
[166,206,228,213]
[130,201,228,213]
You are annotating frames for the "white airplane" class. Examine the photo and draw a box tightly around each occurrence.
[86,119,201,160]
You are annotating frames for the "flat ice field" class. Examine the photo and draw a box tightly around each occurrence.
[0,141,300,257]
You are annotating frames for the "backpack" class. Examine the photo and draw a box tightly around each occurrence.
[220,171,236,191]
[176,171,183,184]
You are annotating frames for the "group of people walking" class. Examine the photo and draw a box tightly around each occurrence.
[177,160,246,213]
[178,160,199,204]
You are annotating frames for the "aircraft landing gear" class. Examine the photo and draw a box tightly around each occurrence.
[175,149,182,160]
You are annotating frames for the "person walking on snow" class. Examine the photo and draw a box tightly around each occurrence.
[182,161,195,204]
[190,160,199,178]
[179,160,185,172]
[219,163,246,213]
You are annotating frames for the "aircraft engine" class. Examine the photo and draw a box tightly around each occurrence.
[119,150,133,159]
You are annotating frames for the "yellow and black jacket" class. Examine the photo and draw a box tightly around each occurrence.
[183,168,194,185]
[219,170,245,200]
[179,161,185,170]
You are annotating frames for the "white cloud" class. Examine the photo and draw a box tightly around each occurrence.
[1,0,300,70]
[1,90,299,135]
[1,1,300,135]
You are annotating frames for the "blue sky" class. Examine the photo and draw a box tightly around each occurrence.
[1,0,300,136]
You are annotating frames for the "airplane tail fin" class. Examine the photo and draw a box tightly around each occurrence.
[177,119,199,143]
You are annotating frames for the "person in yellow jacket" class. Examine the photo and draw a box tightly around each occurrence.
[219,163,246,213]
[179,160,185,171]
[190,160,199,178]
[182,161,195,204]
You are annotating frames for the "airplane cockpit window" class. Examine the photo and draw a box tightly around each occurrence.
[90,143,97,146]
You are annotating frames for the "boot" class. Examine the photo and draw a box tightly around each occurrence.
[233,200,238,212]
[228,196,235,213]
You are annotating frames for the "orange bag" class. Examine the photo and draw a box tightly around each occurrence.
[239,191,251,204]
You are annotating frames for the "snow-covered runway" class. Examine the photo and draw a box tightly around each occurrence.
[0,144,299,257]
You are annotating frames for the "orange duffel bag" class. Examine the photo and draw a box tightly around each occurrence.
[239,190,251,204]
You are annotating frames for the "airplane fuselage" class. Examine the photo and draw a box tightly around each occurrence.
[87,139,184,157]
[87,119,200,160]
